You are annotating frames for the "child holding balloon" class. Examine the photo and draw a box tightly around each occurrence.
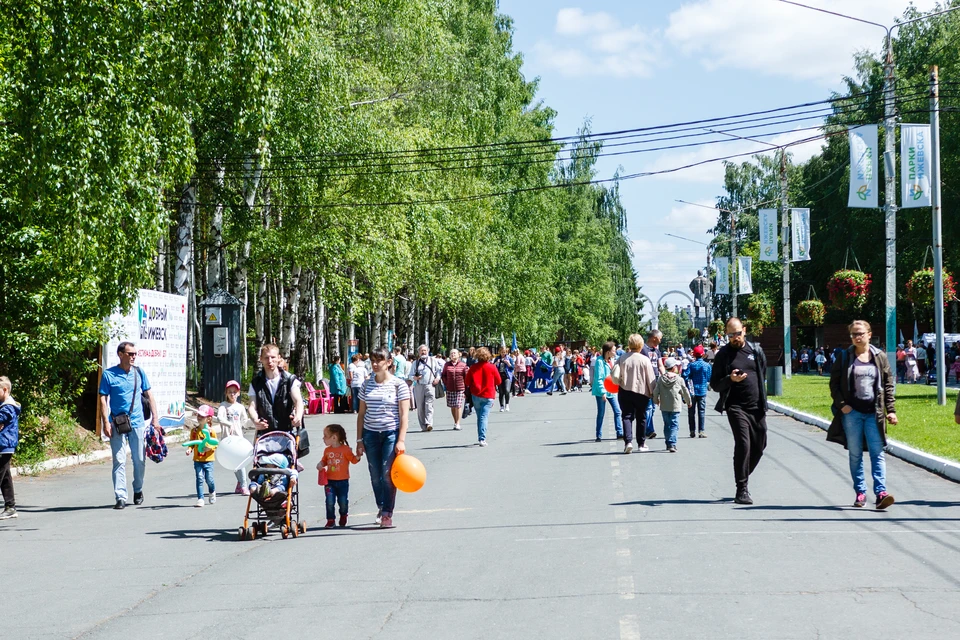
[217,380,250,495]
[318,424,361,528]
[187,405,218,507]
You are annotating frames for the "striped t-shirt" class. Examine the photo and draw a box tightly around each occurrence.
[359,376,411,432]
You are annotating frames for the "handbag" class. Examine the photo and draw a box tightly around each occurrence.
[610,359,623,386]
[297,428,310,459]
[435,378,446,399]
[111,366,142,435]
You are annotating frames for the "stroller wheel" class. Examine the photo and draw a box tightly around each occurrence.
[291,523,299,538]
[258,521,269,537]
[238,526,247,541]
[281,525,289,539]
[248,526,257,540]
[299,522,307,534]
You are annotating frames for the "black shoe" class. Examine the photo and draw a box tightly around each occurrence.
[690,431,696,438]
[595,437,602,442]
[547,392,553,396]
[647,432,657,440]
[734,487,753,505]
[114,500,126,510]
[133,492,144,505]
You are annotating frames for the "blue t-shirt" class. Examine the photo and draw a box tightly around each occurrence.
[99,365,152,427]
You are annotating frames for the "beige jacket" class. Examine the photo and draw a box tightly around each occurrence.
[615,352,656,397]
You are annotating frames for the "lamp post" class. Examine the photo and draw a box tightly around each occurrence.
[778,0,960,371]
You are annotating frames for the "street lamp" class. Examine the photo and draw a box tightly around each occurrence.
[778,0,960,400]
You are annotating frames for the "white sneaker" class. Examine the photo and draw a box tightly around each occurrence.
[195,498,204,508]
[209,492,217,504]
[505,405,510,412]
[499,407,504,412]
[453,424,462,431]
[624,443,634,454]
[638,445,650,452]
[479,440,488,447]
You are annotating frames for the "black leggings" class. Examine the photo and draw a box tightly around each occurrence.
[618,389,650,447]
[498,380,511,407]
[0,453,14,508]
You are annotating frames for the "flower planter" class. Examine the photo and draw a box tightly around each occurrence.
[826,270,871,311]
[906,268,956,307]
[796,299,826,326]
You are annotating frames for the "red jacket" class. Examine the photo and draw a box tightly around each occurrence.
[465,362,501,399]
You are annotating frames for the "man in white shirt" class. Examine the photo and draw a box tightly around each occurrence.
[348,353,368,413]
[408,344,442,431]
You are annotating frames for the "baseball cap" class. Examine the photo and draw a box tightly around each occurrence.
[555,346,561,352]
[692,345,705,357]
[197,405,216,418]
[664,357,680,370]
[225,380,241,391]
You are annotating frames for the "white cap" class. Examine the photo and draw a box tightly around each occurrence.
[664,357,680,370]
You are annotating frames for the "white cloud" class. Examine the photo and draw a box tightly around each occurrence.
[665,0,941,84]
[532,9,660,78]
[663,199,719,232]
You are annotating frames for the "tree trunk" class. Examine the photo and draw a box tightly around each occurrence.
[155,235,165,291]
[175,181,197,379]
[206,160,226,291]
[234,158,261,374]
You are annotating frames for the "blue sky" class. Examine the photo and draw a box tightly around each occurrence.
[497,0,938,317]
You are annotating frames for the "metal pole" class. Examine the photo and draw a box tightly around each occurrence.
[930,65,947,405]
[883,33,898,366]
[780,150,792,378]
[731,210,738,318]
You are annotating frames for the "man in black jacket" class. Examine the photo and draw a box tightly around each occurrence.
[247,343,304,433]
[709,318,768,505]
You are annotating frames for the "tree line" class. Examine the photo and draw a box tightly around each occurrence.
[0,0,643,418]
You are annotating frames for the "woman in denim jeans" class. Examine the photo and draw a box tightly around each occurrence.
[356,347,411,528]
[464,347,501,447]
[827,320,898,510]
[592,341,623,442]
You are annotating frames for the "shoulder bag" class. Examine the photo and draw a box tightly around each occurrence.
[112,367,139,435]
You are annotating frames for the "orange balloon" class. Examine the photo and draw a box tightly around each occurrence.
[603,376,619,394]
[391,453,426,493]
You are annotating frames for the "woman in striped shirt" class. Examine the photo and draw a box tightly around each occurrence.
[356,347,411,529]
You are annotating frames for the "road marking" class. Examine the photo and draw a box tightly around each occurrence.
[614,491,624,501]
[617,547,632,567]
[620,615,641,640]
[610,458,620,467]
[611,468,621,477]
[618,576,636,600]
[516,528,960,542]
[614,507,627,520]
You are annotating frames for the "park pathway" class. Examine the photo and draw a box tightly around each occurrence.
[3,391,960,639]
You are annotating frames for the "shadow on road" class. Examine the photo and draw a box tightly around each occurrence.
[555,451,621,457]
[145,528,242,542]
[419,444,477,451]
[17,504,112,513]
[541,440,604,446]
[612,499,731,506]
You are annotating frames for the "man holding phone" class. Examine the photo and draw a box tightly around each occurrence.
[710,317,768,505]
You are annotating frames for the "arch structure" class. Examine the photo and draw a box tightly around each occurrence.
[650,290,696,331]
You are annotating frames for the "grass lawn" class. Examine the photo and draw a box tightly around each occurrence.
[774,375,960,462]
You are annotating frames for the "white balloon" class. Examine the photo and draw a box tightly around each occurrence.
[216,435,253,471]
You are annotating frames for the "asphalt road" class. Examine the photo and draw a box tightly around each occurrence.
[3,391,960,639]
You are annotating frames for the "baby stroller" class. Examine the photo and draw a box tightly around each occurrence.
[238,431,307,540]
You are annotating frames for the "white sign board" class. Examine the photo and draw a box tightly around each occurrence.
[103,289,188,429]
[758,209,778,262]
[213,327,229,355]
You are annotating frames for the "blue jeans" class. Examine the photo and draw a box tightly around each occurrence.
[595,395,623,439]
[472,395,494,442]
[325,478,349,520]
[194,461,215,499]
[110,425,146,502]
[548,367,566,393]
[687,395,707,433]
[351,388,361,413]
[841,409,886,495]
[662,411,680,447]
[644,399,657,437]
[362,429,398,516]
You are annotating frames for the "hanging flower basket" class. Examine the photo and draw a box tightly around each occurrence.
[906,268,956,307]
[686,328,699,340]
[708,319,725,337]
[796,299,826,326]
[826,269,871,311]
[746,293,775,336]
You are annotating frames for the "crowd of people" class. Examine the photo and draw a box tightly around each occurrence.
[794,339,960,385]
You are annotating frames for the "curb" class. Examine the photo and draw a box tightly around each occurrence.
[11,428,187,478]
[768,400,960,484]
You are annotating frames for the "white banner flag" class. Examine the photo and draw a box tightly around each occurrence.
[758,208,778,262]
[848,125,878,208]
[738,256,753,294]
[790,208,811,262]
[901,124,931,208]
[714,257,730,295]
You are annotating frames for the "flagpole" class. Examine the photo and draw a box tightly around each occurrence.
[930,65,946,405]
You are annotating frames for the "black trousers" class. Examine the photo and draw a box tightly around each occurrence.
[618,388,649,447]
[333,394,350,414]
[726,406,767,487]
[0,453,14,508]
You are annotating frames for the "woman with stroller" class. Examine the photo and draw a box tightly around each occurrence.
[356,347,411,529]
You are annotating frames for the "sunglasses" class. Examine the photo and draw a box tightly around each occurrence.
[726,331,743,338]
[850,332,867,338]
[123,351,137,356]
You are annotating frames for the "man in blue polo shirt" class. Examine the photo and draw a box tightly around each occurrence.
[99,342,161,509]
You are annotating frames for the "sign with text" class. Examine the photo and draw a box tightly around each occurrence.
[848,125,878,208]
[738,256,753,295]
[790,208,811,262]
[103,289,188,429]
[758,209,778,262]
[900,124,931,208]
[714,257,730,295]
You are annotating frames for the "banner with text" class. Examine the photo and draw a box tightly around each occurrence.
[758,208,778,262]
[900,124,931,208]
[848,125,878,208]
[714,257,730,295]
[790,208,811,262]
[738,256,754,294]
[103,289,188,429]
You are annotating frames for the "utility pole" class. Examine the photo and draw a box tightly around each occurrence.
[930,65,946,405]
[883,34,898,367]
[780,150,792,378]
[731,209,738,318]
